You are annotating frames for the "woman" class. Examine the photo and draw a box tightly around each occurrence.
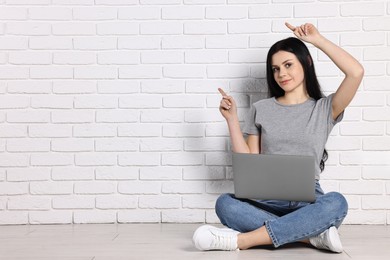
[192,22,364,252]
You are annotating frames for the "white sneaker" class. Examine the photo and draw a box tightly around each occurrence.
[309,226,343,253]
[193,225,240,251]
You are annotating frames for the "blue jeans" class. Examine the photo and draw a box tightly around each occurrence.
[215,182,348,247]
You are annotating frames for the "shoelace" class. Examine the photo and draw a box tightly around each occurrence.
[210,230,235,251]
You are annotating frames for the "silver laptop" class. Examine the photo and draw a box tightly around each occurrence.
[232,152,316,202]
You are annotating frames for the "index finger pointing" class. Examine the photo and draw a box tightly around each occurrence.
[218,88,227,97]
[285,22,296,31]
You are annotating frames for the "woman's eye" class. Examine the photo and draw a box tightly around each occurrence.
[272,68,279,72]
[285,63,292,68]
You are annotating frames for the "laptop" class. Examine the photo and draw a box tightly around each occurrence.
[232,152,316,202]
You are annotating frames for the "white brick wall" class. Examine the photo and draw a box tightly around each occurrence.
[0,0,389,225]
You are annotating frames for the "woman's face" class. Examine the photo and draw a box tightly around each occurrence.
[271,51,305,95]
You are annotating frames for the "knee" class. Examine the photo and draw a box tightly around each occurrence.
[215,193,236,221]
[322,192,349,216]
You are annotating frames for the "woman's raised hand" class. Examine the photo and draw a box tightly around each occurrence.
[218,88,238,121]
[285,22,323,45]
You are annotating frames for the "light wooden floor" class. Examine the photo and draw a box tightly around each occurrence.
[0,224,389,260]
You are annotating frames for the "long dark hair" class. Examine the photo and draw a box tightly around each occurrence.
[266,37,328,172]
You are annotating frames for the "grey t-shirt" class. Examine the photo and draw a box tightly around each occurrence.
[242,94,343,179]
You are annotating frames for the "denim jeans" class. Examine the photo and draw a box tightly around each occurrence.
[215,182,348,247]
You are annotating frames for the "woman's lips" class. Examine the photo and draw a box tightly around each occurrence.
[280,79,291,85]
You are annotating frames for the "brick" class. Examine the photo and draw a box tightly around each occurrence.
[163,94,204,108]
[228,20,271,34]
[8,196,51,210]
[74,211,116,224]
[140,22,182,35]
[363,17,390,31]
[182,194,219,209]
[51,110,94,123]
[294,4,338,18]
[52,0,94,4]
[325,136,361,151]
[52,167,94,181]
[29,211,73,224]
[119,66,162,79]
[7,168,50,182]
[0,96,29,108]
[75,153,117,166]
[96,195,137,209]
[120,95,161,108]
[118,124,161,137]
[96,167,138,180]
[229,49,267,63]
[31,153,73,166]
[349,92,385,107]
[7,138,50,152]
[206,6,247,19]
[362,166,390,180]
[119,36,161,50]
[118,181,161,194]
[141,109,183,123]
[140,0,181,4]
[364,77,390,91]
[341,32,385,46]
[163,124,204,137]
[341,2,384,17]
[185,138,225,151]
[30,66,73,79]
[249,5,291,18]
[29,124,72,138]
[185,109,223,123]
[0,67,28,79]
[53,23,96,36]
[118,209,161,223]
[344,210,386,225]
[139,195,181,209]
[96,110,138,123]
[98,80,139,94]
[340,122,384,136]
[206,35,248,49]
[0,182,28,195]
[206,180,234,194]
[140,138,182,152]
[73,37,116,50]
[207,65,249,79]
[95,0,138,4]
[31,95,73,109]
[321,165,361,180]
[74,95,118,109]
[29,36,72,50]
[118,7,160,20]
[141,51,183,64]
[74,181,116,194]
[140,167,182,180]
[8,110,50,123]
[118,152,160,166]
[96,138,138,152]
[73,7,117,20]
[162,152,203,166]
[74,67,117,79]
[51,138,94,152]
[363,108,390,121]
[362,195,390,210]
[363,137,390,151]
[97,22,139,35]
[29,7,72,20]
[0,212,28,225]
[30,181,73,195]
[162,6,204,20]
[9,51,51,65]
[185,50,227,64]
[52,196,95,209]
[53,52,96,65]
[340,151,390,165]
[318,18,361,32]
[162,210,205,223]
[0,7,27,20]
[183,166,225,180]
[162,35,204,49]
[98,51,139,65]
[0,37,27,50]
[205,152,231,166]
[162,181,204,194]
[364,47,390,61]
[7,22,51,35]
[53,81,97,94]
[184,21,226,35]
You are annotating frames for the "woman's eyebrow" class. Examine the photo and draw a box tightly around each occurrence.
[272,59,293,67]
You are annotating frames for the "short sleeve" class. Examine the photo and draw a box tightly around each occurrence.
[322,93,344,130]
[242,104,260,135]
